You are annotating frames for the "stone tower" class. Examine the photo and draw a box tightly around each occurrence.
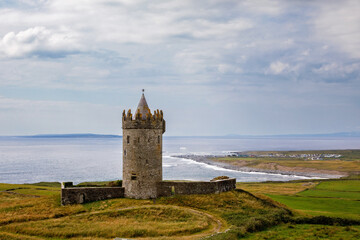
[122,91,166,199]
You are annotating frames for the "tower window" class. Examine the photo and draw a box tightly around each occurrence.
[127,136,130,144]
[131,173,137,180]
[158,135,160,144]
[138,137,140,143]
[124,150,126,156]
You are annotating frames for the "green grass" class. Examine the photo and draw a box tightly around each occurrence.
[0,183,60,196]
[0,183,295,239]
[2,206,211,239]
[237,181,319,195]
[234,178,360,238]
[299,189,360,200]
[75,181,111,187]
[265,180,360,220]
[268,194,360,220]
[314,180,360,191]
[243,224,360,240]
[158,189,293,239]
[25,182,61,188]
[1,179,360,239]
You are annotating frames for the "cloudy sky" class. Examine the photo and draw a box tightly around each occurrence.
[0,0,359,136]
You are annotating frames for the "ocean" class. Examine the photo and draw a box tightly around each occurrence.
[0,136,359,184]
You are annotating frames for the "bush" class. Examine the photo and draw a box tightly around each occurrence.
[211,176,230,181]
[292,216,360,226]
[107,180,122,187]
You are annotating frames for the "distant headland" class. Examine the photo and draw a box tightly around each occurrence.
[5,131,360,138]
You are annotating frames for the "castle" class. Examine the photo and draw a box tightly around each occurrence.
[122,91,165,199]
[61,92,235,204]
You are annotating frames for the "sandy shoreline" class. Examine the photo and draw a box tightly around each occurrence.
[174,155,346,179]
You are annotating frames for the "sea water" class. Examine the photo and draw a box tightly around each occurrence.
[0,136,359,184]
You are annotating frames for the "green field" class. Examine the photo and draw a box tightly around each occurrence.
[270,180,360,220]
[239,179,360,220]
[269,194,360,219]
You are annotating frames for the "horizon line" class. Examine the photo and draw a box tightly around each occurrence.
[1,131,360,138]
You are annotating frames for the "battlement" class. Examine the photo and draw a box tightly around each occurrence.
[122,109,166,133]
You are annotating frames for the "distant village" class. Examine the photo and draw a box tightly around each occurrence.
[228,152,342,160]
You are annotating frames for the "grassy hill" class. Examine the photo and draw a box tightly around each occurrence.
[0,182,291,239]
[1,178,360,239]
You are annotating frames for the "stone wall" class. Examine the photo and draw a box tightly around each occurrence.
[156,178,236,197]
[61,187,125,205]
[61,179,235,205]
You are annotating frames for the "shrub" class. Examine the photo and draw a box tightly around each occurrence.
[211,176,230,181]
[292,216,360,226]
[107,180,122,187]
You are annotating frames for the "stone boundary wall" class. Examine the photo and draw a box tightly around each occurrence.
[61,187,125,205]
[156,178,236,197]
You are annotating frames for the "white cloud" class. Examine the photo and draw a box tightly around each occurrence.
[313,0,360,58]
[0,26,82,58]
[0,1,359,135]
[241,0,284,16]
[301,49,310,56]
[313,63,338,73]
[174,50,219,75]
[187,19,253,39]
[313,62,360,77]
[217,64,242,74]
[266,61,290,75]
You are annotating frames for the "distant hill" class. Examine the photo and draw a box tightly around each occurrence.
[3,131,360,139]
[223,132,360,138]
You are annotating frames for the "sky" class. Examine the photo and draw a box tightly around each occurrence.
[0,0,359,136]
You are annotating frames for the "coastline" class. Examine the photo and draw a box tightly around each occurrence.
[175,155,346,179]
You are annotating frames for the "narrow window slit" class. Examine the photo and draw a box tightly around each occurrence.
[131,173,137,180]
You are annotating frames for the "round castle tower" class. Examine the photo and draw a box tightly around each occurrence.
[122,92,166,199]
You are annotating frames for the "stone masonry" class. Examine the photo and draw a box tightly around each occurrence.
[61,185,124,205]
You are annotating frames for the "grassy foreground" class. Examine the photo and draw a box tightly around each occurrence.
[1,178,360,239]
[0,182,291,240]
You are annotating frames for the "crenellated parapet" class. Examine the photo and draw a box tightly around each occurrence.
[122,109,166,133]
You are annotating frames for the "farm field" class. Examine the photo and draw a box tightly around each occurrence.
[238,179,360,220]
